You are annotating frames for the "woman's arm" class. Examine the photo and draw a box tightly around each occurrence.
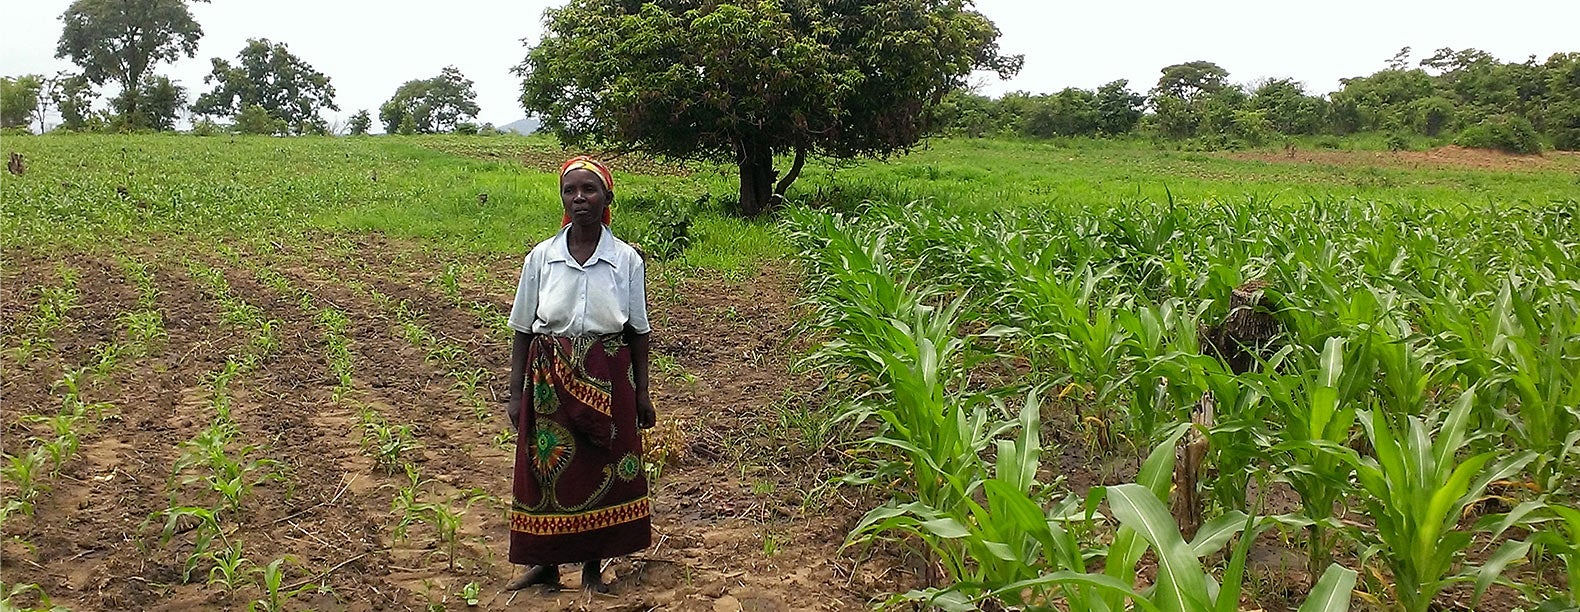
[631,331,654,429]
[506,330,531,431]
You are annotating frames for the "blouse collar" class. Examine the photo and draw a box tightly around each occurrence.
[545,224,621,269]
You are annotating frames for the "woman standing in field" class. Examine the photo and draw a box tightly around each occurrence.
[503,156,655,593]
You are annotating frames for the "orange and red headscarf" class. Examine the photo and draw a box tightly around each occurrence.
[560,155,613,226]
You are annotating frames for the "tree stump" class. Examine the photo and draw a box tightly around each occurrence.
[1204,279,1281,375]
[6,153,23,176]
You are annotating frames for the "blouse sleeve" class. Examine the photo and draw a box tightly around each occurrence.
[507,250,539,334]
[626,254,652,335]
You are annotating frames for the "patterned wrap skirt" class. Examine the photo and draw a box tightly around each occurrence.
[509,333,651,565]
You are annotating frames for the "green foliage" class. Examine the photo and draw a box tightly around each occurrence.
[55,0,207,129]
[1455,114,1543,154]
[233,104,285,136]
[1020,88,1101,138]
[1340,388,1536,612]
[193,38,338,135]
[184,117,219,136]
[348,109,371,135]
[784,164,1577,609]
[1152,60,1230,102]
[1248,78,1327,135]
[1094,79,1146,135]
[1,75,43,129]
[115,74,185,131]
[1329,68,1435,134]
[516,0,1021,215]
[249,557,316,612]
[379,66,478,134]
[1407,96,1457,136]
[50,74,96,131]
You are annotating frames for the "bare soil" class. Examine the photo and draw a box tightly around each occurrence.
[1,236,903,611]
[0,233,1546,612]
[1228,144,1580,173]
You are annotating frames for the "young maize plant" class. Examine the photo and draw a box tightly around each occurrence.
[1254,333,1374,576]
[1337,386,1536,612]
[789,191,1576,609]
[390,464,467,571]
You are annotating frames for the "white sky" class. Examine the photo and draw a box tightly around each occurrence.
[2,0,1577,130]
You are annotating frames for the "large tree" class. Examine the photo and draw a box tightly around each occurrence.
[516,0,1021,216]
[56,0,207,130]
[193,38,338,135]
[1094,79,1145,135]
[379,66,477,133]
[1152,61,1230,103]
[1,75,43,129]
[379,66,480,134]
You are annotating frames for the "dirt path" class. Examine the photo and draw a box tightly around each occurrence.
[1,236,904,611]
[1226,144,1580,173]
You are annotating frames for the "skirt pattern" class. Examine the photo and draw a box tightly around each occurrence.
[509,333,650,565]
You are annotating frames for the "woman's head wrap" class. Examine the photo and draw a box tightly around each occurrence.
[559,155,613,226]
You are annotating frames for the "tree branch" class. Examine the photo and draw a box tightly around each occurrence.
[773,146,807,197]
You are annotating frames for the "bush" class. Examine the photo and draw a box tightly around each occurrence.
[1230,109,1275,146]
[234,105,284,136]
[1455,115,1543,154]
[1385,131,1411,152]
[191,118,223,137]
[1407,97,1457,137]
[619,193,696,260]
[1547,104,1580,151]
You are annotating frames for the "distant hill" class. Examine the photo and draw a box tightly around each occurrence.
[499,116,540,135]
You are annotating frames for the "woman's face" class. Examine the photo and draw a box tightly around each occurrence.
[560,168,611,227]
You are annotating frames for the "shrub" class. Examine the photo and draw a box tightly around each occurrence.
[1407,97,1457,136]
[191,118,223,137]
[1547,103,1580,151]
[1455,114,1543,154]
[233,105,284,136]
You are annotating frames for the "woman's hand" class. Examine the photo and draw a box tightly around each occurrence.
[506,396,521,433]
[636,393,655,429]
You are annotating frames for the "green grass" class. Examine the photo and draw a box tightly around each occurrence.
[0,133,782,274]
[4,133,1575,272]
[785,137,1580,214]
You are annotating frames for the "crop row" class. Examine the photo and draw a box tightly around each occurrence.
[786,195,1579,611]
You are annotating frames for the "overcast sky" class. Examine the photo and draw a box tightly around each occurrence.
[2,0,1577,130]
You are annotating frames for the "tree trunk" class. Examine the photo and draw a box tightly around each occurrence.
[774,147,807,199]
[735,138,775,217]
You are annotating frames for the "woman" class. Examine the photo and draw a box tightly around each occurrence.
[504,156,655,593]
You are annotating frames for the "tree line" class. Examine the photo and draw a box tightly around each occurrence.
[932,48,1580,153]
[4,0,1575,216]
[0,0,490,135]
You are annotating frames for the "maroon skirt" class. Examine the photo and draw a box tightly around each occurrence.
[509,333,650,565]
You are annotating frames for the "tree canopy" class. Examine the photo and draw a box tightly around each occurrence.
[378,66,480,134]
[516,0,1021,216]
[53,74,98,132]
[55,0,207,129]
[1,76,43,129]
[348,110,372,135]
[193,38,338,135]
[1153,61,1230,102]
